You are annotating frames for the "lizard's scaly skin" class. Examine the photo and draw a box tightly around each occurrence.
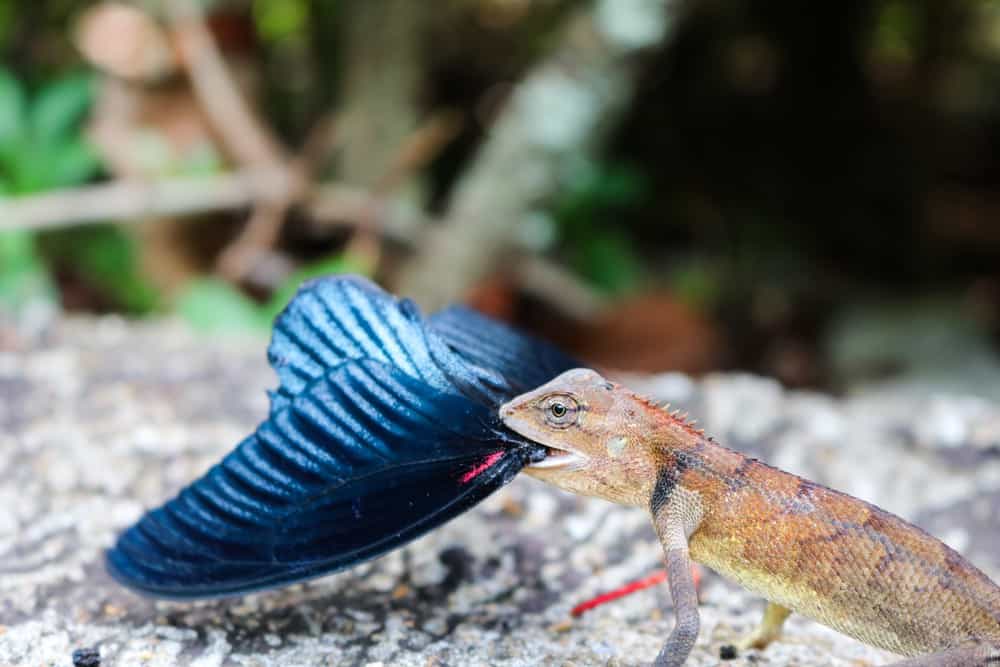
[675,440,1000,655]
[499,368,1000,662]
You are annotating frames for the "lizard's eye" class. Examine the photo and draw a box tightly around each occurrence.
[541,395,580,428]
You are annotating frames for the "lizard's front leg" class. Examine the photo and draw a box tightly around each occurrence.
[651,486,705,667]
[654,542,700,667]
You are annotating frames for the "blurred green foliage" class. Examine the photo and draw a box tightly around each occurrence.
[0,67,104,315]
[667,258,726,311]
[253,0,310,43]
[552,161,647,294]
[0,230,54,313]
[0,50,363,331]
[38,225,160,314]
[0,69,100,193]
[178,278,270,332]
[874,0,920,63]
[178,253,372,332]
[0,68,160,316]
[0,2,12,48]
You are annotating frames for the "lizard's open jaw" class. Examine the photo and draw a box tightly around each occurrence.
[530,445,587,470]
[498,399,587,470]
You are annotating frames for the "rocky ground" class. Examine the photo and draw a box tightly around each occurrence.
[2,317,999,667]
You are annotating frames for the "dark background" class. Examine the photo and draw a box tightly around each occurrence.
[2,0,999,396]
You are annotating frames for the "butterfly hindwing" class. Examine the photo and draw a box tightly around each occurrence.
[107,275,578,599]
[106,359,529,599]
[429,304,578,394]
[266,276,535,412]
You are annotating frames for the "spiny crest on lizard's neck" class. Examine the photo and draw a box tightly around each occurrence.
[632,391,706,439]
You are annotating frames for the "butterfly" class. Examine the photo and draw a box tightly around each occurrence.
[106,276,576,598]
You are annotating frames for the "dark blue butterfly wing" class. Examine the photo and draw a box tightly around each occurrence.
[266,276,524,410]
[267,276,453,412]
[106,360,530,599]
[107,276,576,599]
[429,305,579,395]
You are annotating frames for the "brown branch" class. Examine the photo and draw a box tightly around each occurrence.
[298,113,343,176]
[165,0,285,167]
[375,109,465,194]
[0,171,399,238]
[164,0,297,283]
[0,170,604,319]
[514,255,607,321]
[0,105,461,252]
[0,168,293,231]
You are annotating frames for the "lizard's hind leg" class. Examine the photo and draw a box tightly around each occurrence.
[737,601,791,651]
[888,642,1000,666]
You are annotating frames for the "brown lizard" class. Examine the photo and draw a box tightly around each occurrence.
[499,368,1000,666]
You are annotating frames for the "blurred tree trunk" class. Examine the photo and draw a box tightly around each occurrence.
[395,0,678,312]
[337,0,426,187]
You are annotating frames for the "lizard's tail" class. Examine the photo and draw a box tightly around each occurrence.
[888,642,1000,666]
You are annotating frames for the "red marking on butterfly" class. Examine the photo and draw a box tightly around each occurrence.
[461,451,504,483]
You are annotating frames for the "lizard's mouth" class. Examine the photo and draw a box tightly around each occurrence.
[529,445,587,470]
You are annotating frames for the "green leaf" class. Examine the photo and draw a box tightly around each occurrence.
[178,279,269,332]
[178,254,372,333]
[0,229,42,274]
[253,0,310,42]
[9,138,100,193]
[37,225,160,314]
[0,3,13,50]
[668,260,724,309]
[10,141,58,193]
[593,164,646,205]
[30,73,94,143]
[262,253,372,324]
[0,68,25,150]
[47,138,101,188]
[0,269,53,312]
[0,230,54,312]
[553,161,647,238]
[874,0,920,63]
[571,232,642,295]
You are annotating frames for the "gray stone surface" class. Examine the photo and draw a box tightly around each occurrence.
[2,318,999,667]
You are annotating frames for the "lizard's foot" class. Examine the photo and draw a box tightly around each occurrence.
[736,601,791,651]
[736,627,779,651]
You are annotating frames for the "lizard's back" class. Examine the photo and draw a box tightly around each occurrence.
[680,441,1000,656]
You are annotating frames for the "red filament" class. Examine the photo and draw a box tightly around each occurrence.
[570,566,702,617]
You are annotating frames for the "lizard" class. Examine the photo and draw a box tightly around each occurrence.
[499,368,1000,667]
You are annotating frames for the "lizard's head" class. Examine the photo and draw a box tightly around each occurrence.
[499,368,661,506]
